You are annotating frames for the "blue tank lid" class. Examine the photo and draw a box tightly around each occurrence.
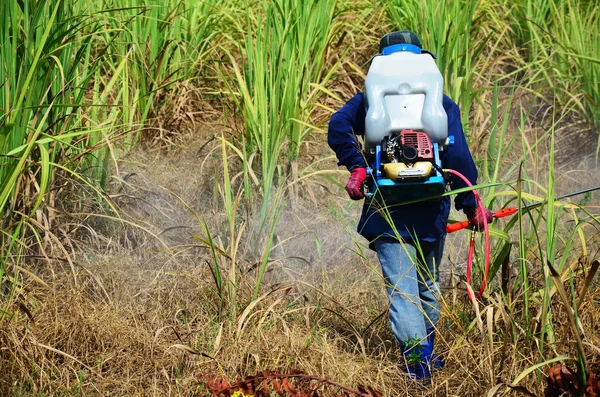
[381,43,422,55]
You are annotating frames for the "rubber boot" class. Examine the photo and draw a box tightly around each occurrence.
[401,342,433,381]
[426,327,445,370]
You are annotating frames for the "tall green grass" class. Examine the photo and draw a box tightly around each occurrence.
[462,88,600,383]
[0,0,105,295]
[223,0,341,224]
[548,0,600,128]
[0,0,226,224]
[511,0,600,127]
[0,0,226,306]
[90,0,226,144]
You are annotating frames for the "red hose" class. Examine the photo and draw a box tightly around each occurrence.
[466,230,476,299]
[444,169,490,300]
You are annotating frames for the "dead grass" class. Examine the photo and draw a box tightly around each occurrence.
[6,246,599,396]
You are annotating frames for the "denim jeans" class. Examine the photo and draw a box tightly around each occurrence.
[373,237,445,344]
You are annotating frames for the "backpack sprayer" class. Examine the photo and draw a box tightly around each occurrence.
[363,43,449,203]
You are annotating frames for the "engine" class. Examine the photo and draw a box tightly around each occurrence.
[381,130,435,181]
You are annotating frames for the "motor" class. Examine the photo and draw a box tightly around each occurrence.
[365,129,447,204]
[382,130,435,180]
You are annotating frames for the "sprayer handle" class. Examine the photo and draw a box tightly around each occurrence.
[494,207,517,218]
[446,220,470,233]
[445,207,519,233]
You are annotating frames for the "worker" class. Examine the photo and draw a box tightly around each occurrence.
[327,30,493,380]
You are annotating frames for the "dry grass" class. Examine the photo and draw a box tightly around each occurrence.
[3,115,600,397]
[5,253,599,396]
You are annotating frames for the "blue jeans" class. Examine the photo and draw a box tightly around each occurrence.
[373,237,445,344]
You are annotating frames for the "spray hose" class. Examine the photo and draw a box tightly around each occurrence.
[444,169,490,300]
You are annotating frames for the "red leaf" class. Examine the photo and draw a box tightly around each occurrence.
[584,372,600,397]
[283,378,298,396]
[548,364,579,392]
[239,379,254,395]
[272,379,284,396]
[207,377,232,395]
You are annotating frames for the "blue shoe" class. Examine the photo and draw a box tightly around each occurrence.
[426,327,445,370]
[401,342,433,380]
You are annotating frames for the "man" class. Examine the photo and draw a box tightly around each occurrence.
[327,30,492,379]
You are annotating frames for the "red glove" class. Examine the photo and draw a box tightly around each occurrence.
[345,168,367,200]
[465,206,493,230]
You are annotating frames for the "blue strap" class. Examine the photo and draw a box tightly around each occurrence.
[381,43,422,55]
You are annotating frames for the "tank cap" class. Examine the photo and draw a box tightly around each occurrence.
[382,43,422,55]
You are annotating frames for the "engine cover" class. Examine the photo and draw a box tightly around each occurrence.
[399,130,434,160]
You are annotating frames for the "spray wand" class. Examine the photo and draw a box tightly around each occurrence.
[446,185,600,233]
[446,184,600,300]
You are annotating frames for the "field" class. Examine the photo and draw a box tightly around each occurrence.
[1,0,600,395]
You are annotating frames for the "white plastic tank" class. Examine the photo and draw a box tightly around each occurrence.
[364,51,447,151]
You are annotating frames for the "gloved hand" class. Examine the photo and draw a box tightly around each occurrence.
[465,206,493,230]
[345,167,367,200]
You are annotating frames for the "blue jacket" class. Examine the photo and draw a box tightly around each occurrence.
[328,92,478,243]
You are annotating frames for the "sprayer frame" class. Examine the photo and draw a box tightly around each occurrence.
[365,138,448,204]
